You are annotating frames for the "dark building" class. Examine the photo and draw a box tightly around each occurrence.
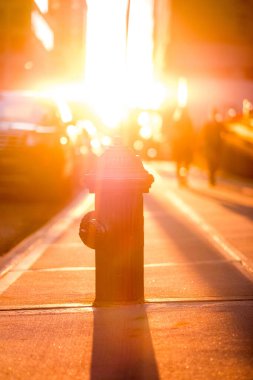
[154,0,253,79]
[48,0,87,82]
[0,0,34,89]
[0,0,87,90]
[153,0,253,126]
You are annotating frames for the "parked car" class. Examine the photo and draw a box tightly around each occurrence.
[0,91,88,199]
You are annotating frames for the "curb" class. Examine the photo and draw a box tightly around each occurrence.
[0,190,92,278]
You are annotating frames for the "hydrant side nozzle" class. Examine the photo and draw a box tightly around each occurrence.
[79,211,107,249]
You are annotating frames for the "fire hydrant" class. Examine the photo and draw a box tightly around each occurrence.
[79,140,154,306]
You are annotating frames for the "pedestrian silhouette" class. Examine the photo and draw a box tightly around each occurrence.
[202,108,224,186]
[170,106,195,186]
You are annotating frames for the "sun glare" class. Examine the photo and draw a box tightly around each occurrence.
[83,0,165,127]
[43,0,167,130]
[84,0,129,127]
[125,0,154,104]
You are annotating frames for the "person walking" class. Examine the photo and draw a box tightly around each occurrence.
[202,108,224,186]
[170,106,195,186]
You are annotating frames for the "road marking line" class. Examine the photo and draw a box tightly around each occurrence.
[0,193,94,295]
[148,167,253,275]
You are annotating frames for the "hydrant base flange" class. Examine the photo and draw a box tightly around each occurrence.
[93,297,144,308]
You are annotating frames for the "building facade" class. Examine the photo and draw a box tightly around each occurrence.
[0,0,87,90]
[154,0,253,80]
[48,0,87,83]
[153,0,253,125]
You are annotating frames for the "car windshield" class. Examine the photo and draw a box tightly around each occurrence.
[0,94,60,126]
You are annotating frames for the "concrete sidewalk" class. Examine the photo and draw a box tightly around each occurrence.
[1,300,253,380]
[0,177,253,379]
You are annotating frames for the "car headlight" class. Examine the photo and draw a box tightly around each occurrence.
[59,136,69,145]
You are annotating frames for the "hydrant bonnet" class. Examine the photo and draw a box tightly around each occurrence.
[84,143,154,193]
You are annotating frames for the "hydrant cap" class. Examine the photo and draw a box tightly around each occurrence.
[85,142,154,192]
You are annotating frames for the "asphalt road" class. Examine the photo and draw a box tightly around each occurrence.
[0,198,64,256]
[0,162,253,379]
[0,186,84,259]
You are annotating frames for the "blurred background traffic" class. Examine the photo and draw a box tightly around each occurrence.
[0,0,253,199]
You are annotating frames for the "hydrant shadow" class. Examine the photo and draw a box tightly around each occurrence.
[90,305,159,380]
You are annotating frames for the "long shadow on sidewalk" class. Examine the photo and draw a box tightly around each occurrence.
[188,186,253,222]
[145,193,253,291]
[90,305,159,380]
[144,193,253,350]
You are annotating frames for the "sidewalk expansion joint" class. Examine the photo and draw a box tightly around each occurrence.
[5,259,239,274]
[1,296,253,313]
